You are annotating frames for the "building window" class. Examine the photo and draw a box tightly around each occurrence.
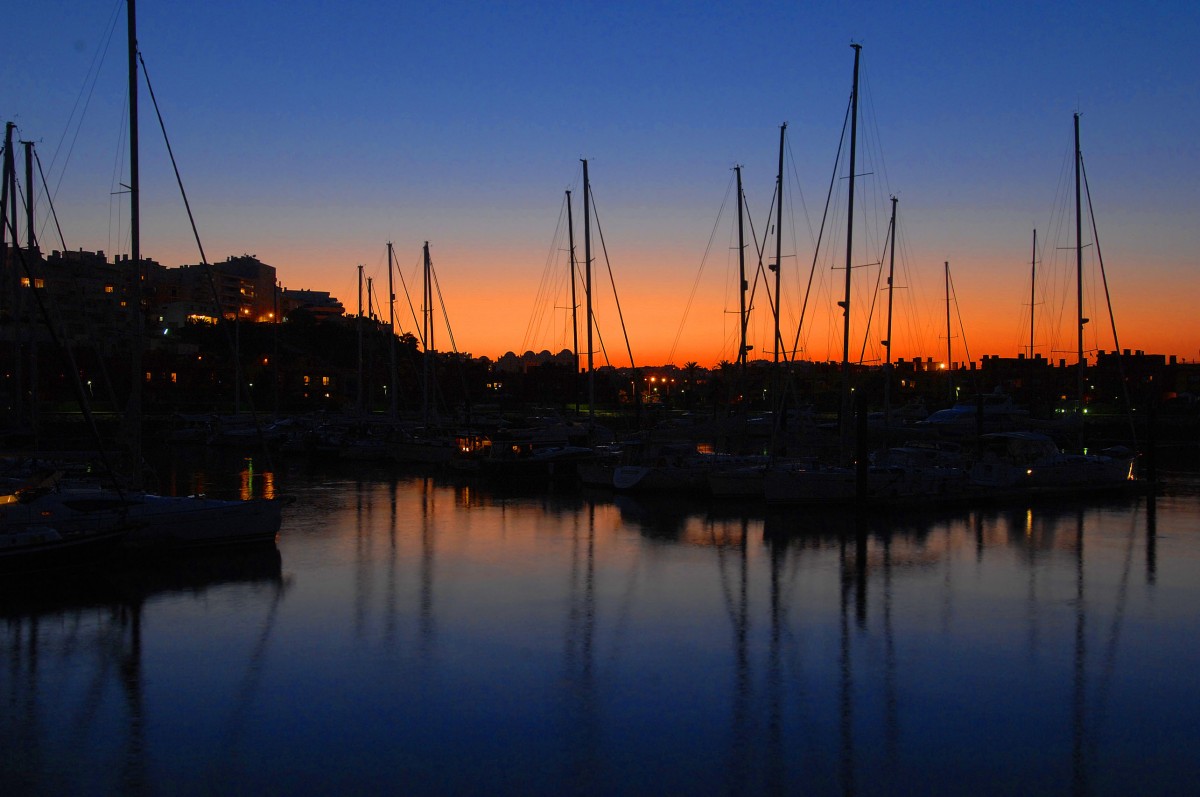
[104,285,114,293]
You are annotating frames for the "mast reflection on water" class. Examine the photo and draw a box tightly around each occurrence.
[3,460,1197,795]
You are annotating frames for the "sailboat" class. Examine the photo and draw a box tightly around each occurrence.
[965,114,1136,495]
[0,485,130,571]
[764,43,878,506]
[121,0,285,545]
[0,477,282,552]
[0,0,285,556]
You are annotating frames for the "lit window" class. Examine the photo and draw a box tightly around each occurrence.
[144,372,152,382]
[105,285,114,294]
[303,375,310,385]
[170,373,177,383]
[322,376,330,386]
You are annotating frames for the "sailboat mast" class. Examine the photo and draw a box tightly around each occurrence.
[127,0,140,274]
[22,142,37,443]
[387,241,397,418]
[1,123,11,364]
[422,241,433,425]
[582,159,594,428]
[126,0,143,481]
[367,275,374,409]
[1074,113,1085,416]
[425,244,434,356]
[1030,228,1037,359]
[1,123,11,254]
[884,196,897,430]
[2,126,22,433]
[357,263,364,413]
[840,43,862,450]
[773,123,786,363]
[885,198,897,367]
[735,164,747,372]
[945,260,953,402]
[566,190,579,378]
[23,142,35,254]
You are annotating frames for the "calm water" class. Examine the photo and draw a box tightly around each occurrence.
[3,453,1199,796]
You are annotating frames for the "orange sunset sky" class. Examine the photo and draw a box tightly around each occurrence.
[6,2,1197,368]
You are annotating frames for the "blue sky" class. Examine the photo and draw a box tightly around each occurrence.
[6,0,1198,364]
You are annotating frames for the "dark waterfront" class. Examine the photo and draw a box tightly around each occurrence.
[3,450,1199,796]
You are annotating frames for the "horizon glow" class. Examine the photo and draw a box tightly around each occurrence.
[5,1,1197,367]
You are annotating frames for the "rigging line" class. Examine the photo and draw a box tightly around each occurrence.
[381,245,411,337]
[366,245,386,287]
[33,147,68,251]
[138,52,208,267]
[107,88,129,259]
[420,250,451,417]
[780,144,807,341]
[1081,155,1137,447]
[522,194,569,352]
[142,51,276,466]
[857,222,893,364]
[13,171,31,237]
[1084,156,1118,355]
[746,181,791,363]
[44,1,124,198]
[588,183,636,370]
[399,251,425,348]
[531,197,570,350]
[762,209,791,364]
[743,182,770,352]
[1045,143,1075,358]
[429,263,473,411]
[545,201,573,351]
[785,134,818,247]
[2,214,126,500]
[1016,234,1050,357]
[891,221,916,353]
[667,172,734,365]
[430,264,460,355]
[792,93,851,360]
[947,268,972,367]
[587,298,613,369]
[367,277,384,322]
[859,66,893,202]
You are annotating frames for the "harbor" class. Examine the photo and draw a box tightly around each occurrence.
[4,1,1200,793]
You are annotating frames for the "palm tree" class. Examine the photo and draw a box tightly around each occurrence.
[682,361,699,410]
[713,359,737,410]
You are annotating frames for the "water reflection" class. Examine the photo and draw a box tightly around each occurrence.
[2,545,284,794]
[4,464,1196,795]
